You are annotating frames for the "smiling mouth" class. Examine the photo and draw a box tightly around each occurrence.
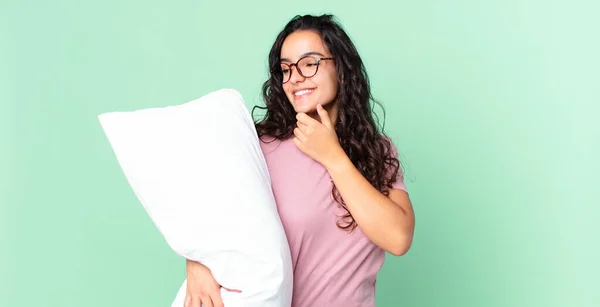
[293,88,315,98]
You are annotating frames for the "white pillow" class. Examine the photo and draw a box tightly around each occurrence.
[97,88,293,307]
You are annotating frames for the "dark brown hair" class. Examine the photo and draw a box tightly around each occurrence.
[253,14,402,231]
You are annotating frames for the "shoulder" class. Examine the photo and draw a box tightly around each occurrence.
[258,135,294,155]
[379,135,401,157]
[378,134,407,185]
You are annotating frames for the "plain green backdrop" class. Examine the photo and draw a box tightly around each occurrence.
[1,0,599,306]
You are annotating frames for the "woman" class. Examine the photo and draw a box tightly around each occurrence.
[184,14,415,307]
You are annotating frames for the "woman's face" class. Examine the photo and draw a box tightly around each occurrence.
[280,30,339,117]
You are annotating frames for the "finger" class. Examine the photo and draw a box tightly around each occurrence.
[200,296,213,307]
[184,295,192,307]
[317,104,333,129]
[190,296,202,307]
[296,112,318,126]
[296,120,309,134]
[296,119,309,128]
[293,127,307,142]
[293,137,305,151]
[211,292,225,307]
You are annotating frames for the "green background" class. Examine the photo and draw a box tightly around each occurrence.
[1,0,598,306]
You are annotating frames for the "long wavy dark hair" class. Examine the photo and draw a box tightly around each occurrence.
[252,14,402,232]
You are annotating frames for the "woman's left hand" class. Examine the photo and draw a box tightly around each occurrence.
[293,104,345,167]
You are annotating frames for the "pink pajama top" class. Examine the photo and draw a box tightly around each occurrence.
[259,136,407,307]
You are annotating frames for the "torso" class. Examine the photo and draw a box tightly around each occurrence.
[259,136,401,307]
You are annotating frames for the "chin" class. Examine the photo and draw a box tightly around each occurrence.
[288,98,312,112]
[293,103,318,114]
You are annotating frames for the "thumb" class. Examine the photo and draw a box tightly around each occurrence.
[317,104,333,129]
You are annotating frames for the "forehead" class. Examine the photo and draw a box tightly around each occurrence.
[280,30,330,61]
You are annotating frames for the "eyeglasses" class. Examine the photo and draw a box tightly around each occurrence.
[278,55,334,84]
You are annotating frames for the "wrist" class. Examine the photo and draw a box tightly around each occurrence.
[186,259,205,270]
[323,147,352,174]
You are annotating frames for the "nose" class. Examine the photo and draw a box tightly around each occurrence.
[288,65,305,84]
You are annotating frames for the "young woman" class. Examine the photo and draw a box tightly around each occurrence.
[184,14,415,307]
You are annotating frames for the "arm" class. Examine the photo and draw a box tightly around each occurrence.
[293,104,415,256]
[323,154,415,256]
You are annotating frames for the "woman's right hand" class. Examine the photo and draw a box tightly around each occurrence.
[184,259,240,307]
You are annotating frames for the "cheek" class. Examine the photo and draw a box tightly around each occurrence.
[282,84,292,96]
[325,73,339,95]
[330,71,339,87]
[324,67,338,86]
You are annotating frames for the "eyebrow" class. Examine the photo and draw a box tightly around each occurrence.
[280,51,326,62]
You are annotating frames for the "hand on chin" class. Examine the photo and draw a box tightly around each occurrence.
[293,104,345,167]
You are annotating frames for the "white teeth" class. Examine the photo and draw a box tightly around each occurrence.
[294,89,314,96]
